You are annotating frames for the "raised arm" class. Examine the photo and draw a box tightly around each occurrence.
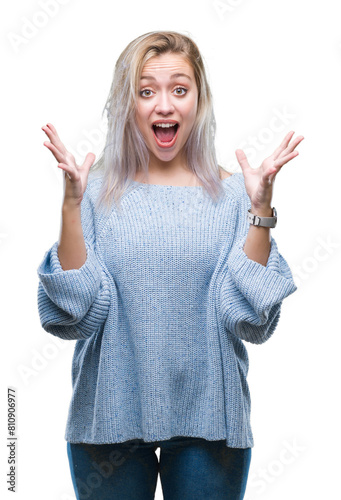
[237,130,304,267]
[37,123,111,340]
[219,131,304,344]
[42,122,95,270]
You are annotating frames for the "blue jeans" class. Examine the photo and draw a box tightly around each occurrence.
[67,436,252,499]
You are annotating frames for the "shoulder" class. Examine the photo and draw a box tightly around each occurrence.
[83,172,104,201]
[218,166,244,185]
[219,166,233,180]
[218,167,248,203]
[80,173,106,219]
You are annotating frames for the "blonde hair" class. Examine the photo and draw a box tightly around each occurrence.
[91,30,227,214]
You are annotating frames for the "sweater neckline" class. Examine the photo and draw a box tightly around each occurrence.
[131,173,237,188]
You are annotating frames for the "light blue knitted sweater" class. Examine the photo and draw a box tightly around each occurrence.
[37,172,297,449]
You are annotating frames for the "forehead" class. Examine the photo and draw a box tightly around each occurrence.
[141,52,194,78]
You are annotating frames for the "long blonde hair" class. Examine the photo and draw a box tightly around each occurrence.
[91,30,226,214]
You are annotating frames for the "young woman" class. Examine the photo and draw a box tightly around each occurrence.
[37,31,303,500]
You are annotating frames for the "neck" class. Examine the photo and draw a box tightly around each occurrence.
[147,150,190,176]
[135,153,201,186]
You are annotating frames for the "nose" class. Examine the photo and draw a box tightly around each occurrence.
[154,91,175,115]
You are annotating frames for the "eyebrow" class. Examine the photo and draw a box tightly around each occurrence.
[140,73,192,82]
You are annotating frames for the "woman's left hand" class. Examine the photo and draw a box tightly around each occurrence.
[235,131,304,211]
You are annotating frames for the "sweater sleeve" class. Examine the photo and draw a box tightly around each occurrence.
[36,184,111,340]
[219,176,297,345]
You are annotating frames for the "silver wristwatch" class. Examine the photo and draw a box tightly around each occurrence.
[247,207,277,228]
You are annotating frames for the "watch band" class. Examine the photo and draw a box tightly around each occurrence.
[247,207,277,228]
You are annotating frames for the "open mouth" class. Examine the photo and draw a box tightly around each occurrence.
[152,123,179,148]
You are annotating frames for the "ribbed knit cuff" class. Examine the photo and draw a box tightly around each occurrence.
[227,234,297,320]
[37,241,102,322]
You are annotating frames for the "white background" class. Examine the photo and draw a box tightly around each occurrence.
[1,0,340,498]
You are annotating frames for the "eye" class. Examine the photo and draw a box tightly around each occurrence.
[174,87,188,96]
[139,87,188,98]
[140,89,153,97]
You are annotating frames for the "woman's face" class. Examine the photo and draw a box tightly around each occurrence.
[135,52,198,169]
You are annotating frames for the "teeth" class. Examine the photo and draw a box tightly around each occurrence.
[154,123,177,128]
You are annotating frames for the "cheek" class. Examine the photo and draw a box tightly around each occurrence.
[184,100,198,127]
[135,118,149,142]
[135,103,147,126]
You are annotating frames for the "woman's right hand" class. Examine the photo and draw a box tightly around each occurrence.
[42,123,96,207]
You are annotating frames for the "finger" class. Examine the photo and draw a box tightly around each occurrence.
[278,135,304,159]
[272,131,295,160]
[265,150,299,184]
[46,122,60,137]
[274,150,299,169]
[57,163,72,180]
[42,123,60,141]
[235,149,251,173]
[81,152,96,172]
[42,128,65,152]
[42,124,67,154]
[43,141,65,163]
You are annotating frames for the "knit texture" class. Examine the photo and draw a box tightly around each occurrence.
[37,172,297,448]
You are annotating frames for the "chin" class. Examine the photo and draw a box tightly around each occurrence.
[150,147,180,162]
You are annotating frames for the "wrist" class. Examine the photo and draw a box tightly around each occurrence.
[250,205,273,217]
[62,198,82,212]
[62,200,82,213]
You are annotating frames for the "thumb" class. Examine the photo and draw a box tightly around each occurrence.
[82,152,96,172]
[235,149,250,173]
